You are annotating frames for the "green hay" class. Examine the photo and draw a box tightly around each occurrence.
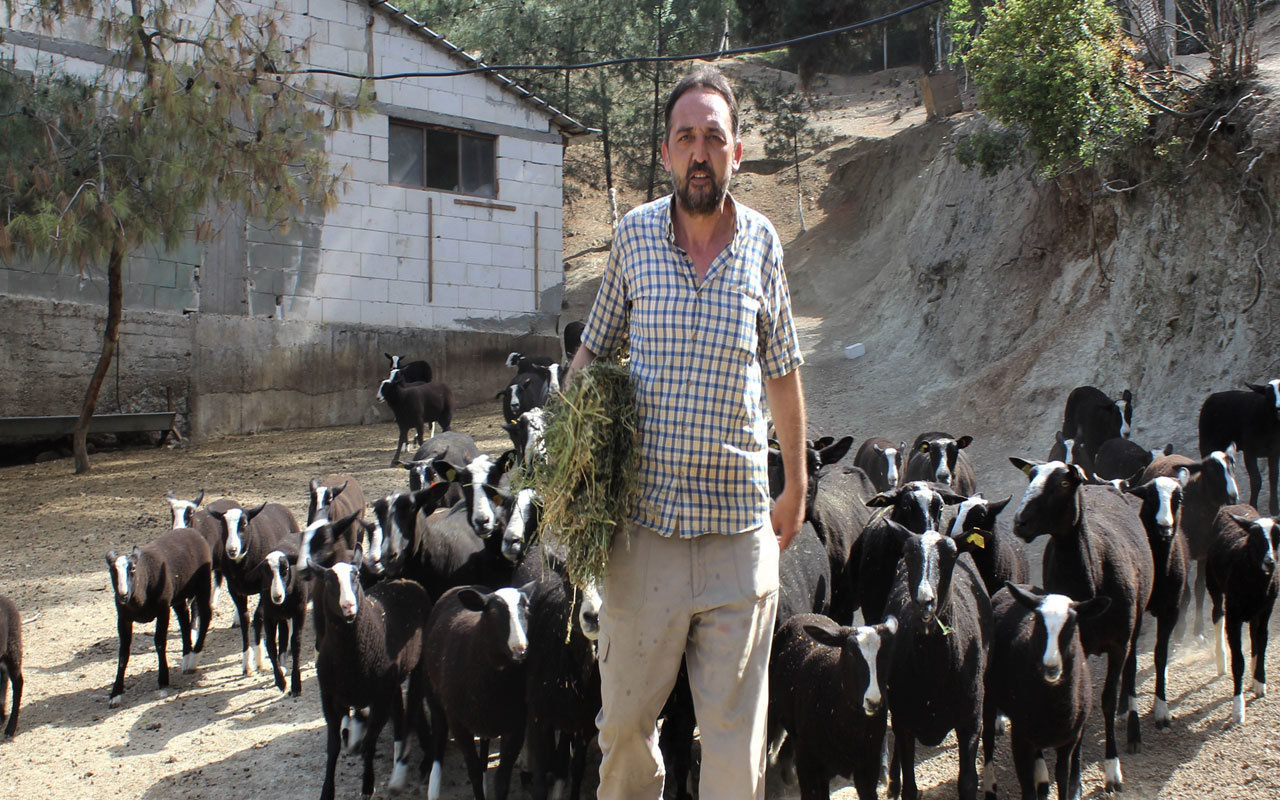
[528,361,640,590]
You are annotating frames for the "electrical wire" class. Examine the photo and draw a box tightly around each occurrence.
[296,0,947,81]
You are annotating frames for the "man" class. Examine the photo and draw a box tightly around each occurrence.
[568,66,807,800]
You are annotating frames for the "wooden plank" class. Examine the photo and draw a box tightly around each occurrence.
[0,412,177,440]
[453,198,517,212]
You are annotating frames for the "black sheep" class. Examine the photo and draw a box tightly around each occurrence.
[1010,459,1154,793]
[884,532,992,800]
[424,582,538,800]
[306,474,365,526]
[1206,505,1280,727]
[849,480,966,624]
[1062,386,1133,460]
[946,493,1027,596]
[1095,437,1170,482]
[166,491,239,627]
[377,373,455,465]
[0,593,24,737]
[1125,476,1189,728]
[905,432,977,495]
[515,543,602,800]
[769,612,898,800]
[249,541,311,696]
[313,550,432,800]
[105,528,212,708]
[983,584,1110,800]
[209,502,300,676]
[1199,380,1280,514]
[853,436,906,493]
[384,353,433,384]
[1139,448,1240,638]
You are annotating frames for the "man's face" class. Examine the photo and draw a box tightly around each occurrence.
[662,87,743,217]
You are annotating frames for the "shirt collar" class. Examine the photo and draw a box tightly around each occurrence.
[661,192,743,259]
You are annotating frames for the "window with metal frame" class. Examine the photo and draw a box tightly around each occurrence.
[388,119,497,198]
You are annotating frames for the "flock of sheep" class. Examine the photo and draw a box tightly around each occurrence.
[1,351,1277,800]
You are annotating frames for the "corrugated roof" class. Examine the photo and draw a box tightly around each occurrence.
[368,0,598,138]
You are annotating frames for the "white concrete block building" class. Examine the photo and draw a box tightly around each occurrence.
[0,0,593,435]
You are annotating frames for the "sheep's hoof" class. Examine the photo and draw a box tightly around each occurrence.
[291,684,302,698]
[108,694,122,709]
[1253,680,1266,698]
[1104,758,1123,793]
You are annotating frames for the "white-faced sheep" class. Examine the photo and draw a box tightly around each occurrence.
[313,548,433,800]
[209,503,300,676]
[905,432,977,495]
[424,582,538,800]
[1199,380,1280,514]
[983,584,1110,800]
[1138,447,1240,638]
[105,529,212,708]
[306,475,365,526]
[884,531,992,800]
[768,612,898,800]
[1126,475,1190,728]
[1010,459,1154,793]
[249,541,310,696]
[1206,505,1280,726]
[377,372,455,465]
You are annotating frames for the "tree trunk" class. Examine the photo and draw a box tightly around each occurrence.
[793,130,806,233]
[73,240,125,473]
[646,10,665,201]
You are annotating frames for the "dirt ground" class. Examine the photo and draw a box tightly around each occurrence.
[2,405,1279,800]
[6,17,1280,800]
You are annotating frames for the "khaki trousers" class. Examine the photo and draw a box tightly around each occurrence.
[595,521,780,800]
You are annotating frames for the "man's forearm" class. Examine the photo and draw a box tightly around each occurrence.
[765,368,807,547]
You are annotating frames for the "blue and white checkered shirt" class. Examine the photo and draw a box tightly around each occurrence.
[582,194,804,538]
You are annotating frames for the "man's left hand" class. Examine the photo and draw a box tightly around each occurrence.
[771,487,805,551]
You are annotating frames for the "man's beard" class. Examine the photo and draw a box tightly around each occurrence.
[672,160,730,216]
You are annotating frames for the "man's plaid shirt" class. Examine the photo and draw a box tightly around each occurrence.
[581,194,804,538]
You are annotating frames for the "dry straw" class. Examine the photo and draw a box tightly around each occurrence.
[528,360,640,589]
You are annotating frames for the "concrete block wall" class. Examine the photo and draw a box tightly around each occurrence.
[0,243,203,315]
[4,0,571,339]
[0,294,560,442]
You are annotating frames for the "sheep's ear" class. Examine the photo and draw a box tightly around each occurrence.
[309,478,319,494]
[333,510,363,541]
[800,618,845,648]
[245,502,268,520]
[519,579,538,600]
[939,488,967,505]
[1074,595,1111,620]
[811,436,834,451]
[1248,382,1269,395]
[987,496,1012,517]
[132,546,142,558]
[1005,582,1042,610]
[435,459,463,485]
[867,492,895,508]
[457,587,488,612]
[193,490,205,506]
[956,435,973,449]
[413,482,453,514]
[879,615,899,636]
[351,544,364,568]
[1228,513,1257,531]
[1009,457,1040,476]
[818,435,855,467]
[1175,467,1192,488]
[918,441,931,454]
[385,352,394,362]
[1054,431,1066,445]
[397,459,415,471]
[954,529,985,551]
[208,509,226,521]
[495,450,517,476]
[105,551,117,568]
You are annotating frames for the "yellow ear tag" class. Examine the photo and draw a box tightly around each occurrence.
[965,532,986,549]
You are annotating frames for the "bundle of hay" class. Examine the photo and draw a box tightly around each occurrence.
[529,361,639,589]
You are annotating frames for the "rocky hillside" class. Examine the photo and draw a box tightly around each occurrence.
[564,12,1280,505]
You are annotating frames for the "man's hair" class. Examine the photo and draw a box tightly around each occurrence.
[663,66,739,141]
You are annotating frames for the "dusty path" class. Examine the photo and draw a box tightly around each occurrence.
[0,400,1278,799]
